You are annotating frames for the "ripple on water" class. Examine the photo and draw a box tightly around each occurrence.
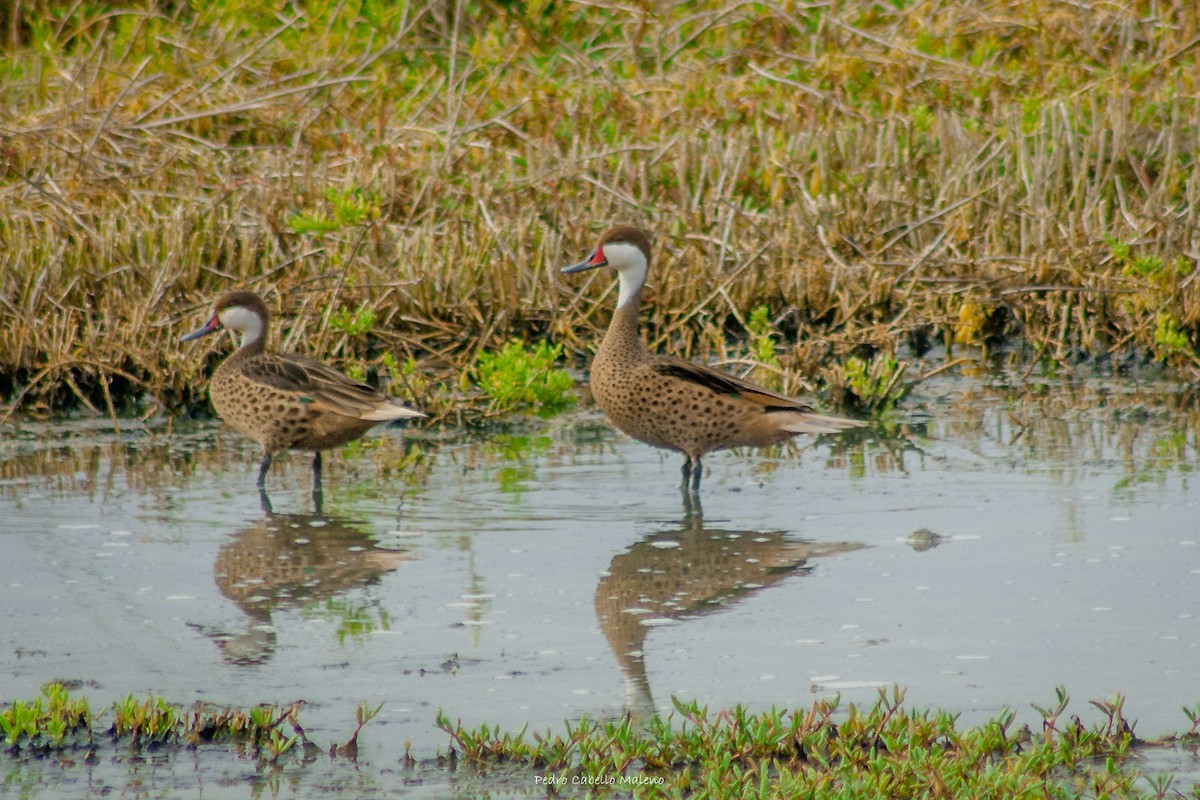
[1,374,1199,796]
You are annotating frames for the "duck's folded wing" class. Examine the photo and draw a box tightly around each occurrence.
[651,358,815,412]
[239,354,419,419]
[651,358,861,433]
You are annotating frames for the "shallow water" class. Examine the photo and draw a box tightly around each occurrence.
[2,368,1199,795]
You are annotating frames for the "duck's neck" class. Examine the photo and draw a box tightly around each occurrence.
[230,330,266,361]
[598,286,647,360]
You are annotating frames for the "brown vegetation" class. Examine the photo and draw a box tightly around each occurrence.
[1,0,1198,422]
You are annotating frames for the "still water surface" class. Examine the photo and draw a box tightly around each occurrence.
[2,369,1199,795]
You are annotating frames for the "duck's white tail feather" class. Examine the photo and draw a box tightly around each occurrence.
[362,402,425,421]
[779,412,862,435]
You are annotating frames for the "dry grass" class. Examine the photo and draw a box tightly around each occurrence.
[2,0,1199,421]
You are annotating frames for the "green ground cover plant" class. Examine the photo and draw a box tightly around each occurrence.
[7,683,1200,797]
[437,687,1200,798]
[471,338,576,415]
[1,682,375,765]
[1,0,1198,422]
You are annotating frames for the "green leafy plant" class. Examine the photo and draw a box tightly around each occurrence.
[1109,238,1193,281]
[1126,252,1165,277]
[826,353,907,414]
[288,187,382,235]
[330,305,377,336]
[740,305,784,388]
[1,698,41,748]
[471,339,576,415]
[1154,312,1196,364]
[111,693,180,743]
[262,726,298,763]
[746,306,780,365]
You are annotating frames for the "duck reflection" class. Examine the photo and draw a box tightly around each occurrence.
[204,511,412,665]
[595,494,863,714]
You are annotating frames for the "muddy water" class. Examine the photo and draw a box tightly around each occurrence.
[2,369,1199,795]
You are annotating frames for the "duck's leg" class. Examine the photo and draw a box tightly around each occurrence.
[256,453,273,489]
[259,488,274,515]
[680,454,703,492]
[311,452,324,512]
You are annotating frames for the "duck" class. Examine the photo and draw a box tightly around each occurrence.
[562,225,860,491]
[182,290,423,501]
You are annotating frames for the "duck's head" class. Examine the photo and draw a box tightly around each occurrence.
[182,290,270,348]
[562,225,653,308]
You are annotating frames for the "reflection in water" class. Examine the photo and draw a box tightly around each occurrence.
[0,424,437,513]
[1,376,1196,508]
[594,493,864,714]
[205,512,412,665]
[902,528,946,552]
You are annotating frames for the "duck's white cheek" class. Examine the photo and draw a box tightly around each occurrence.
[603,243,648,308]
[219,306,264,345]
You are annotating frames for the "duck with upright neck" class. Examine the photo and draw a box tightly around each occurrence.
[563,225,860,491]
[182,290,423,504]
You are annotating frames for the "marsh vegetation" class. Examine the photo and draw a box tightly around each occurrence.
[2,0,1198,423]
[6,682,1200,799]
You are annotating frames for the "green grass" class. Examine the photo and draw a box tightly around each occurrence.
[1,0,1199,421]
